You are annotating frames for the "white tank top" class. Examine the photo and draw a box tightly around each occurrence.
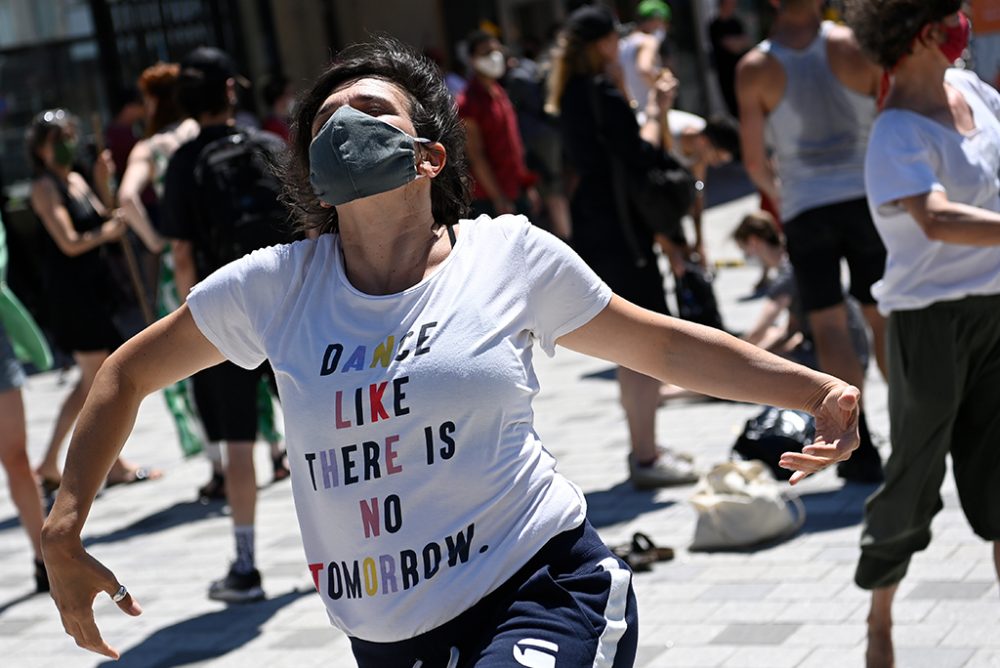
[619,31,658,109]
[760,22,875,221]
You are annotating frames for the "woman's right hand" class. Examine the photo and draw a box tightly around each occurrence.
[100,214,127,243]
[652,71,679,112]
[43,535,142,659]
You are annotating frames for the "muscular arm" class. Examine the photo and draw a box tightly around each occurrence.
[900,190,1000,246]
[30,179,121,257]
[736,50,781,205]
[118,141,165,253]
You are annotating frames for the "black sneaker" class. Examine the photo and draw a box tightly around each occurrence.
[208,566,264,603]
[34,558,49,594]
[198,473,226,502]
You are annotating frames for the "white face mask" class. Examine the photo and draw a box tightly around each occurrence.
[473,50,506,79]
[653,28,667,42]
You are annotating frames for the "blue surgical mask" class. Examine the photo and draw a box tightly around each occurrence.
[309,105,430,207]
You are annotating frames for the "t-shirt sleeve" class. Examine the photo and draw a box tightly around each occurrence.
[186,247,289,369]
[865,117,941,214]
[511,217,613,356]
[964,71,1000,122]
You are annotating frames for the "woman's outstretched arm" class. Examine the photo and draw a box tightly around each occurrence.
[558,295,860,483]
[41,305,224,659]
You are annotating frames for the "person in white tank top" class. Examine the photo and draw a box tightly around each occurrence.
[735,0,889,485]
[618,0,672,109]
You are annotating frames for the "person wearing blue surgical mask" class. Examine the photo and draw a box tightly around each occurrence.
[43,36,862,668]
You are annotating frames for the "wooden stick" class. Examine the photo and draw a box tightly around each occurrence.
[91,113,154,325]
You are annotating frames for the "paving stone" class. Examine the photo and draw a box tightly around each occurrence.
[718,646,810,667]
[781,623,865,647]
[906,580,994,600]
[650,645,736,666]
[965,649,1000,668]
[710,623,800,645]
[701,584,777,601]
[940,624,1000,648]
[796,647,867,668]
[894,646,976,668]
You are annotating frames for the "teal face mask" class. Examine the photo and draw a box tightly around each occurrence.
[309,105,430,207]
[53,139,77,167]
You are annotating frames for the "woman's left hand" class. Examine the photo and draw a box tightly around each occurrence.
[780,383,861,485]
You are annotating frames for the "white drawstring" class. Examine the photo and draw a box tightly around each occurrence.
[410,647,458,668]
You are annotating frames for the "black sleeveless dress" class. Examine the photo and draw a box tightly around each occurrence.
[36,174,123,353]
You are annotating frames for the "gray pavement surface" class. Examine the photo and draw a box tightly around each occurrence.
[1,195,998,667]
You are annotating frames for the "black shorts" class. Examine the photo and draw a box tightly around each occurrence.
[349,520,638,667]
[191,360,273,443]
[783,198,886,312]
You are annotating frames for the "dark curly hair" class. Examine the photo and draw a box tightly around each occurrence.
[844,0,962,69]
[284,36,470,236]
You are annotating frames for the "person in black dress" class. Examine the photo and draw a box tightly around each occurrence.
[27,109,161,492]
[709,0,751,116]
[546,6,697,489]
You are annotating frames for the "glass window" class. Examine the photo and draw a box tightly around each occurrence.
[0,0,94,49]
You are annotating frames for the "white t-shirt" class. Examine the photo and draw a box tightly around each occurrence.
[668,109,707,168]
[187,215,612,642]
[865,68,1000,315]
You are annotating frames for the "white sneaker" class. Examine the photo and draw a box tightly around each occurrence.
[628,447,699,489]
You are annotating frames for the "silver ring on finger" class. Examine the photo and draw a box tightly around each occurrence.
[111,585,127,603]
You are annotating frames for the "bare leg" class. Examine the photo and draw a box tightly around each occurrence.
[35,350,108,482]
[866,584,898,668]
[861,304,889,382]
[224,441,257,527]
[544,193,572,241]
[0,388,45,558]
[808,304,866,391]
[617,366,661,463]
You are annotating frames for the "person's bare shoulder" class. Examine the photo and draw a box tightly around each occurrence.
[826,23,881,96]
[736,47,785,108]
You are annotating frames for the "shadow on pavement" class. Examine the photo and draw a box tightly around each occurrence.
[99,589,311,668]
[585,481,678,528]
[83,500,228,549]
[704,162,757,209]
[0,589,44,616]
[798,483,879,535]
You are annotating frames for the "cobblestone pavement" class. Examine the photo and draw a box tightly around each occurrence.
[1,195,997,667]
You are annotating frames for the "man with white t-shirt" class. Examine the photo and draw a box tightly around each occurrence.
[846,2,1000,666]
[736,0,887,483]
[667,110,740,264]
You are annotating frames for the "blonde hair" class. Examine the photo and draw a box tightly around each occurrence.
[545,32,608,115]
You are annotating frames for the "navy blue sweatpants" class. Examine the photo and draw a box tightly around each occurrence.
[350,520,639,667]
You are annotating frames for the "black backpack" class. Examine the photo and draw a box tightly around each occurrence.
[731,407,815,481]
[192,129,293,269]
[676,261,725,330]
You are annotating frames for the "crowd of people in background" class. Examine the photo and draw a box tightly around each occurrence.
[0,1,997,667]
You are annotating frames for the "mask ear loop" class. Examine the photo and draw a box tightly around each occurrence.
[415,139,457,248]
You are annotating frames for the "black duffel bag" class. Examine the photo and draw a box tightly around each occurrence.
[732,407,815,481]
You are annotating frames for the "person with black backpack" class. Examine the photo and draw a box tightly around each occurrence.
[159,47,295,603]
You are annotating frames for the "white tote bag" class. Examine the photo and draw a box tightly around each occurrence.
[689,460,806,551]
